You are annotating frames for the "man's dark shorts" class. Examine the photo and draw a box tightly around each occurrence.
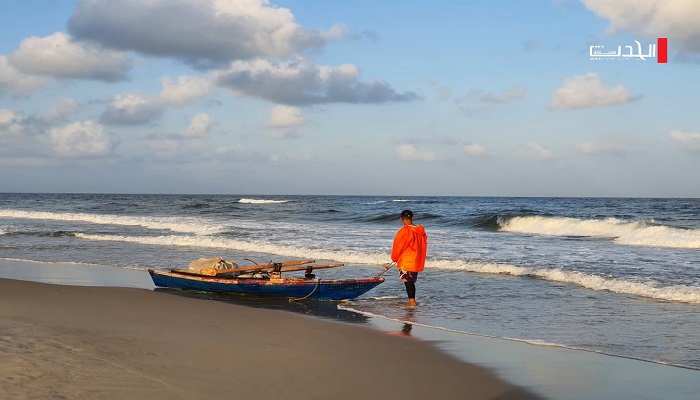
[399,270,418,283]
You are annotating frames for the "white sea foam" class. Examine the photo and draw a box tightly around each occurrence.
[0,257,144,271]
[238,198,289,204]
[0,209,224,235]
[428,259,700,304]
[500,216,700,249]
[74,233,387,266]
[614,225,700,249]
[392,199,411,202]
[72,231,700,304]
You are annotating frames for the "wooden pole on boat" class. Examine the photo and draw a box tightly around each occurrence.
[278,263,345,273]
[200,259,315,276]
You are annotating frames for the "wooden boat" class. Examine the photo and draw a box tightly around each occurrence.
[148,259,384,301]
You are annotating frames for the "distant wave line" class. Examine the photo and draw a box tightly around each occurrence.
[0,209,224,235]
[238,198,289,204]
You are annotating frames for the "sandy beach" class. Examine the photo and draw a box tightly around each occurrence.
[0,277,538,400]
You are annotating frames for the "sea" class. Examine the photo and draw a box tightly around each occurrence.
[1,193,698,370]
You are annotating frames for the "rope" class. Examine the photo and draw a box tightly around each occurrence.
[288,278,321,302]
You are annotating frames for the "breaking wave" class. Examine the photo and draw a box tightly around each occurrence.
[0,209,224,235]
[238,198,289,204]
[74,233,387,266]
[430,260,700,304]
[72,232,700,304]
[499,216,700,249]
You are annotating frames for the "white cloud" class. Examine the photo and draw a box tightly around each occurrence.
[670,130,700,150]
[473,85,527,103]
[583,0,700,53]
[517,142,555,161]
[183,113,212,138]
[396,144,436,162]
[0,109,17,125]
[43,98,79,123]
[49,121,113,158]
[463,143,487,156]
[101,93,163,125]
[0,56,52,95]
[266,105,307,128]
[67,0,340,67]
[159,76,213,106]
[549,73,635,110]
[9,32,130,82]
[0,109,25,138]
[265,105,306,138]
[215,57,418,105]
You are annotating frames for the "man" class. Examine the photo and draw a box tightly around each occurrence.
[390,210,427,307]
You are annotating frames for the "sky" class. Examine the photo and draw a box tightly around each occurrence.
[0,0,699,197]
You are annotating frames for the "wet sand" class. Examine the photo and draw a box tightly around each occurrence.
[0,278,538,400]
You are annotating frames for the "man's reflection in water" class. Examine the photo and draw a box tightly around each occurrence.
[400,308,415,336]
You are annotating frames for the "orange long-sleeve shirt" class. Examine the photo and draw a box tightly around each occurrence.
[391,224,427,272]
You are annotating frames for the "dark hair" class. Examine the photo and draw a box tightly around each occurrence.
[400,210,413,218]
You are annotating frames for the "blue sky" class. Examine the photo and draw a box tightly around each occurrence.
[1,0,698,196]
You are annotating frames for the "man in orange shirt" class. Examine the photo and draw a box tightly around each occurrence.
[391,210,427,307]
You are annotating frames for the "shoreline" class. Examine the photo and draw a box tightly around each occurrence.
[0,276,537,400]
[2,259,699,399]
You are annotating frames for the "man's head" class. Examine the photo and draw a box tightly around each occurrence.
[400,209,413,221]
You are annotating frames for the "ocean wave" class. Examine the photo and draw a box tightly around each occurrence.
[72,231,700,304]
[429,260,700,304]
[0,209,224,235]
[499,216,700,249]
[74,233,387,265]
[363,212,443,224]
[0,228,81,238]
[238,198,289,204]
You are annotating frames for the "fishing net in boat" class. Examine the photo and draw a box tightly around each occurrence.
[188,257,236,274]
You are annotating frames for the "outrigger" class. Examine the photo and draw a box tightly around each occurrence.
[148,258,384,301]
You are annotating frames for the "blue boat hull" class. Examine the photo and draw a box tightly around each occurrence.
[148,269,384,301]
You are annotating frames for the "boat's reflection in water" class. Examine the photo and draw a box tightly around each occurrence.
[154,288,370,324]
